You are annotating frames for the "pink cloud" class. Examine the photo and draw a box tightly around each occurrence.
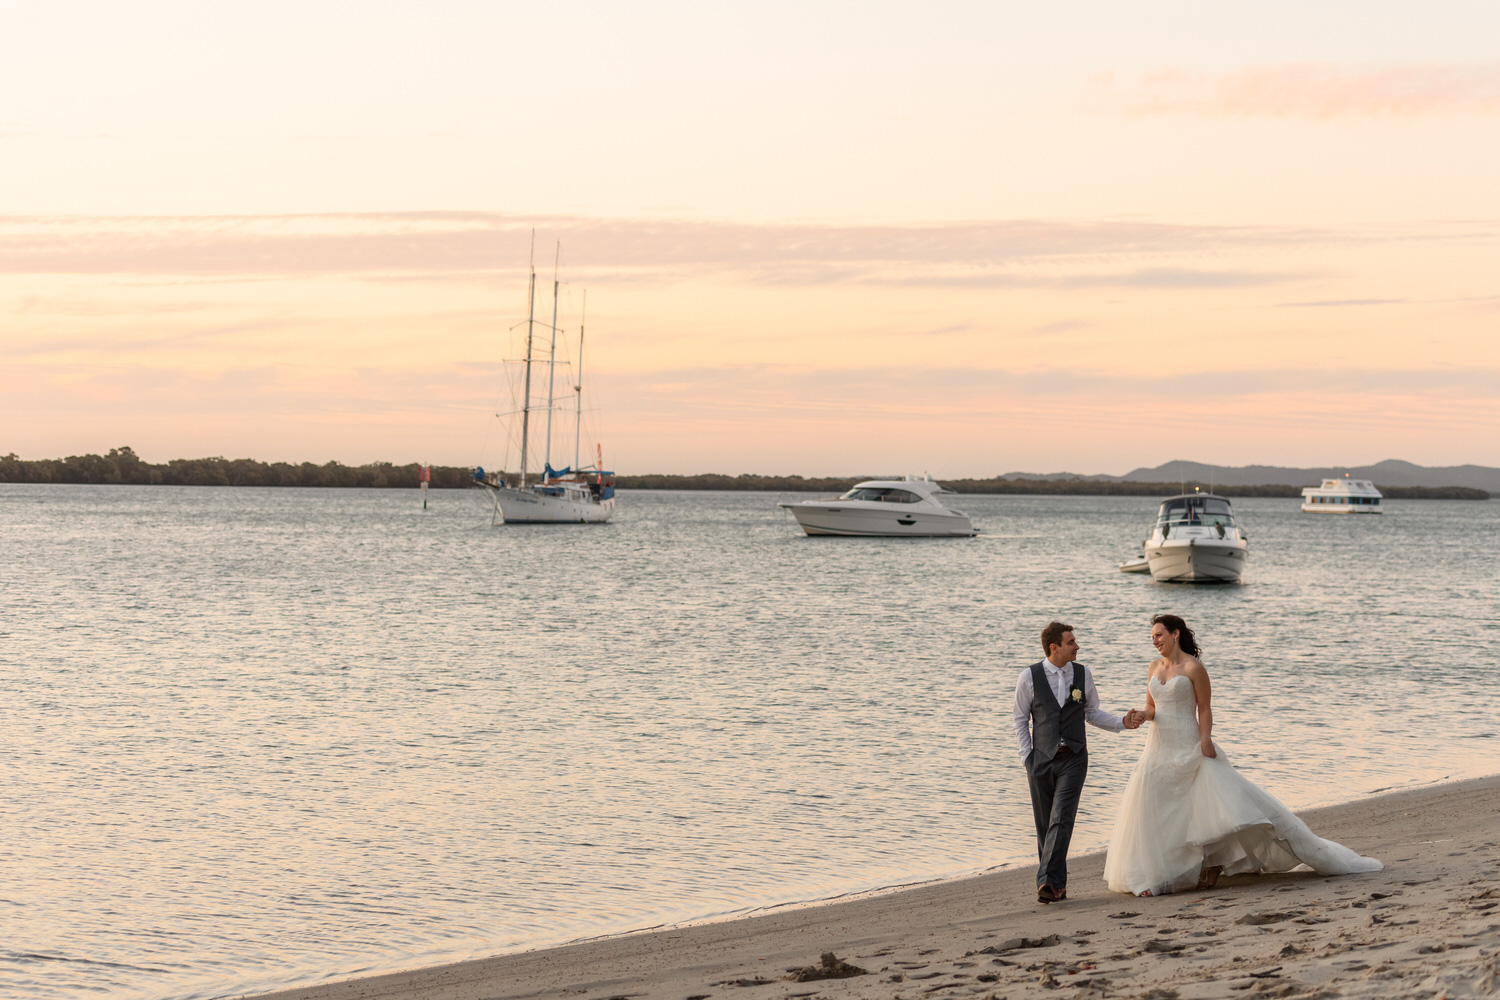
[0,213,1316,278]
[1096,62,1500,118]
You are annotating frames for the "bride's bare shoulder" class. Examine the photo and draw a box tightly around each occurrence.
[1147,656,1165,677]
[1184,656,1209,678]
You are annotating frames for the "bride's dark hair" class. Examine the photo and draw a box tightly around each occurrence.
[1151,614,1202,657]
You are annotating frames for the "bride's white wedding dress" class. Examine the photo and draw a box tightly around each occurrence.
[1104,674,1382,896]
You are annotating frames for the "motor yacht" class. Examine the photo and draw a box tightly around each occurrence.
[1301,477,1383,514]
[778,476,978,537]
[1142,493,1248,583]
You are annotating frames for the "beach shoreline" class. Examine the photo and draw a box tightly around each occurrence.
[245,773,1500,1000]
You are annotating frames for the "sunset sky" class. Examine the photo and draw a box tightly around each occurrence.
[4,2,1498,476]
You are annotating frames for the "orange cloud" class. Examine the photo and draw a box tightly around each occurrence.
[1094,63,1500,118]
[8,357,1499,473]
[5,212,1497,472]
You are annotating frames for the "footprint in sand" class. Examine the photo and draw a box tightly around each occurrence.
[1234,910,1304,925]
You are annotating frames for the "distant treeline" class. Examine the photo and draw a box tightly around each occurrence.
[0,448,476,489]
[1,450,1488,499]
[1364,485,1489,500]
[616,474,1488,500]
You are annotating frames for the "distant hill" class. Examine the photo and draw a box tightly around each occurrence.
[1002,459,1500,493]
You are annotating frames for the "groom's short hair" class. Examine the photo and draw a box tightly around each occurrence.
[1041,621,1074,655]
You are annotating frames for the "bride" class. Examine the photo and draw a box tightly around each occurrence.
[1104,614,1382,896]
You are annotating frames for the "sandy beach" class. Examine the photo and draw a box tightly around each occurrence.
[248,773,1500,1000]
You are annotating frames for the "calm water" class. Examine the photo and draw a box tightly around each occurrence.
[2,486,1497,999]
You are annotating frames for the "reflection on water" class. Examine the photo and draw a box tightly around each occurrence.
[1,486,1496,999]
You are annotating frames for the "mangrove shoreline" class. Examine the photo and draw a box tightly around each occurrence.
[1,448,1489,499]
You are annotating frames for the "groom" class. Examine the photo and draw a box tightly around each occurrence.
[1014,621,1142,903]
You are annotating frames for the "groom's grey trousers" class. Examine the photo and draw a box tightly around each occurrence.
[1025,745,1088,890]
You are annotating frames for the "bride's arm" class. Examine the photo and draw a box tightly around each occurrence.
[1189,661,1215,757]
[1141,661,1159,721]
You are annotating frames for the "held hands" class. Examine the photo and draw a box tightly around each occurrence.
[1122,709,1145,730]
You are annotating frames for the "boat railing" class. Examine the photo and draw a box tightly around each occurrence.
[1158,515,1236,528]
[777,491,841,506]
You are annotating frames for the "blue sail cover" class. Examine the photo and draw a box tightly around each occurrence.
[544,464,572,480]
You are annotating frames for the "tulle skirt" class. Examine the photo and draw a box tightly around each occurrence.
[1103,737,1382,896]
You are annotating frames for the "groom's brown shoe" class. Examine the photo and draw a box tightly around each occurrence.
[1037,884,1060,903]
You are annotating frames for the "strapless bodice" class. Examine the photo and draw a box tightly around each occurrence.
[1149,673,1195,699]
[1148,674,1203,753]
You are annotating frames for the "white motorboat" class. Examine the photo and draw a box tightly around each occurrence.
[1141,493,1248,583]
[1301,477,1383,513]
[1118,554,1150,574]
[778,476,978,537]
[474,247,615,524]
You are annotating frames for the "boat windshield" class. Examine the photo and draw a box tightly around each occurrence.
[1157,497,1235,527]
[839,487,923,503]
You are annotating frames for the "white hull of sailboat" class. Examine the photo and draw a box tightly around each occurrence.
[487,485,615,524]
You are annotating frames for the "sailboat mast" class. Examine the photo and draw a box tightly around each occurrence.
[518,248,536,489]
[574,290,585,472]
[542,245,560,478]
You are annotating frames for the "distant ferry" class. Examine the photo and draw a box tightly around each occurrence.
[1301,478,1383,514]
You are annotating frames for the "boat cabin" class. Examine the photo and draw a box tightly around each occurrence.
[1300,478,1382,513]
[1156,494,1237,529]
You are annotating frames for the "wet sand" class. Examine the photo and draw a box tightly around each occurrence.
[247,774,1500,1000]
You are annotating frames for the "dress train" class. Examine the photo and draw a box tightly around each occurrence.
[1103,674,1381,896]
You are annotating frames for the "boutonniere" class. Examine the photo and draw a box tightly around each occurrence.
[1069,684,1085,704]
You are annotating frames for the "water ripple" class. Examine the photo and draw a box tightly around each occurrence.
[0,486,1496,999]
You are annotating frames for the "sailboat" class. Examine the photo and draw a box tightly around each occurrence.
[473,248,616,524]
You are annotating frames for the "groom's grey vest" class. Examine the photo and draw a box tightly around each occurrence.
[1029,661,1088,761]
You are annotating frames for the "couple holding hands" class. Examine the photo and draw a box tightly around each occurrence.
[1015,615,1381,902]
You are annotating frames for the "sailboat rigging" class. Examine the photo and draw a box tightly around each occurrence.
[473,244,616,524]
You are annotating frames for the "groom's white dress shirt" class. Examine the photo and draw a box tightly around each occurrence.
[1013,660,1125,759]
